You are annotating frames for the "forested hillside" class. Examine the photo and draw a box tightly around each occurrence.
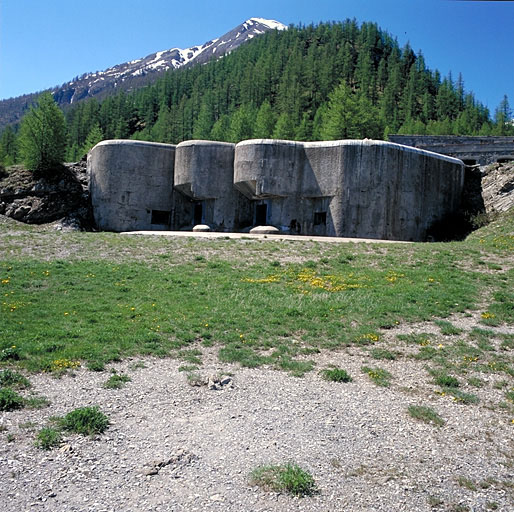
[1,20,512,165]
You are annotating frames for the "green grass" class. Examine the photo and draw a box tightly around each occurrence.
[0,208,512,376]
[361,366,393,387]
[0,387,25,411]
[55,406,109,436]
[35,427,62,450]
[370,348,397,360]
[0,369,31,389]
[24,395,50,409]
[103,373,131,389]
[457,476,477,491]
[407,404,445,426]
[443,388,479,405]
[434,373,460,388]
[249,462,317,496]
[434,320,463,336]
[320,367,352,382]
[467,376,485,388]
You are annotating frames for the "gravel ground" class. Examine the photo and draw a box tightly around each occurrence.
[1,329,513,512]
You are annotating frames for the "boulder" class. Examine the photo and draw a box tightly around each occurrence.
[249,225,280,235]
[192,224,211,232]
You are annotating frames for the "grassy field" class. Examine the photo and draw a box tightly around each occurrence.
[0,210,512,383]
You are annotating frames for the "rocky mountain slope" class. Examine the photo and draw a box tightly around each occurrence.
[0,18,286,130]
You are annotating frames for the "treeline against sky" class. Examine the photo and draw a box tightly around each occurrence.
[1,20,512,165]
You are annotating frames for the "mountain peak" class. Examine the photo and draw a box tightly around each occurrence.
[246,18,288,31]
[0,18,287,129]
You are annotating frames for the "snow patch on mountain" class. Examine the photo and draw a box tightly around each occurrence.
[7,18,289,111]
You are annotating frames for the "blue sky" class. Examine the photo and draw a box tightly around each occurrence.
[1,0,512,114]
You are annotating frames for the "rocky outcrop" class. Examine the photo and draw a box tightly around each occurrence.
[480,161,514,215]
[0,160,93,230]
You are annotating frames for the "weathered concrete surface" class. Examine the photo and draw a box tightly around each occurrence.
[121,230,411,244]
[174,140,252,231]
[89,140,176,232]
[235,139,465,241]
[89,137,465,241]
[389,135,514,166]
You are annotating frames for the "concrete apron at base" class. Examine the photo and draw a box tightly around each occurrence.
[120,230,412,244]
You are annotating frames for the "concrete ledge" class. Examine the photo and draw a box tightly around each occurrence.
[121,230,411,244]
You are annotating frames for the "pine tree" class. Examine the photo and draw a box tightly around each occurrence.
[151,104,173,143]
[18,92,67,174]
[210,114,231,141]
[0,126,18,166]
[81,123,104,156]
[295,112,313,141]
[272,112,295,139]
[192,99,214,139]
[253,101,276,138]
[494,95,513,135]
[228,105,256,142]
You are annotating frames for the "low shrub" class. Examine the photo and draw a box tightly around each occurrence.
[103,373,131,389]
[56,406,109,435]
[0,387,25,411]
[0,369,31,389]
[35,427,62,450]
[407,405,445,426]
[250,462,317,496]
[320,367,352,383]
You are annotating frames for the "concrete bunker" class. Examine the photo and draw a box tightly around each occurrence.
[88,137,465,241]
[234,139,465,241]
[174,140,252,231]
[88,140,176,232]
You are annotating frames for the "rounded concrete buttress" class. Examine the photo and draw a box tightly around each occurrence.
[174,140,235,199]
[88,139,176,232]
[174,140,251,231]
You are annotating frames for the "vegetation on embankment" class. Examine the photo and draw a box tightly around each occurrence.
[0,208,512,377]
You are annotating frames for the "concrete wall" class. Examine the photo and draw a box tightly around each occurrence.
[89,139,176,232]
[174,140,252,231]
[88,137,465,241]
[389,135,514,166]
[235,139,465,241]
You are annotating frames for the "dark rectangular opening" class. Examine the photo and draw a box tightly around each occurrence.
[151,210,170,226]
[193,202,203,225]
[462,159,477,167]
[314,211,327,226]
[255,204,267,225]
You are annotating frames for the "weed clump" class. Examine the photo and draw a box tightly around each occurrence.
[443,388,479,405]
[250,462,317,496]
[321,367,352,383]
[0,369,31,389]
[0,387,25,411]
[434,374,460,388]
[103,373,131,389]
[361,366,392,387]
[35,427,62,450]
[56,406,109,436]
[407,405,445,426]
